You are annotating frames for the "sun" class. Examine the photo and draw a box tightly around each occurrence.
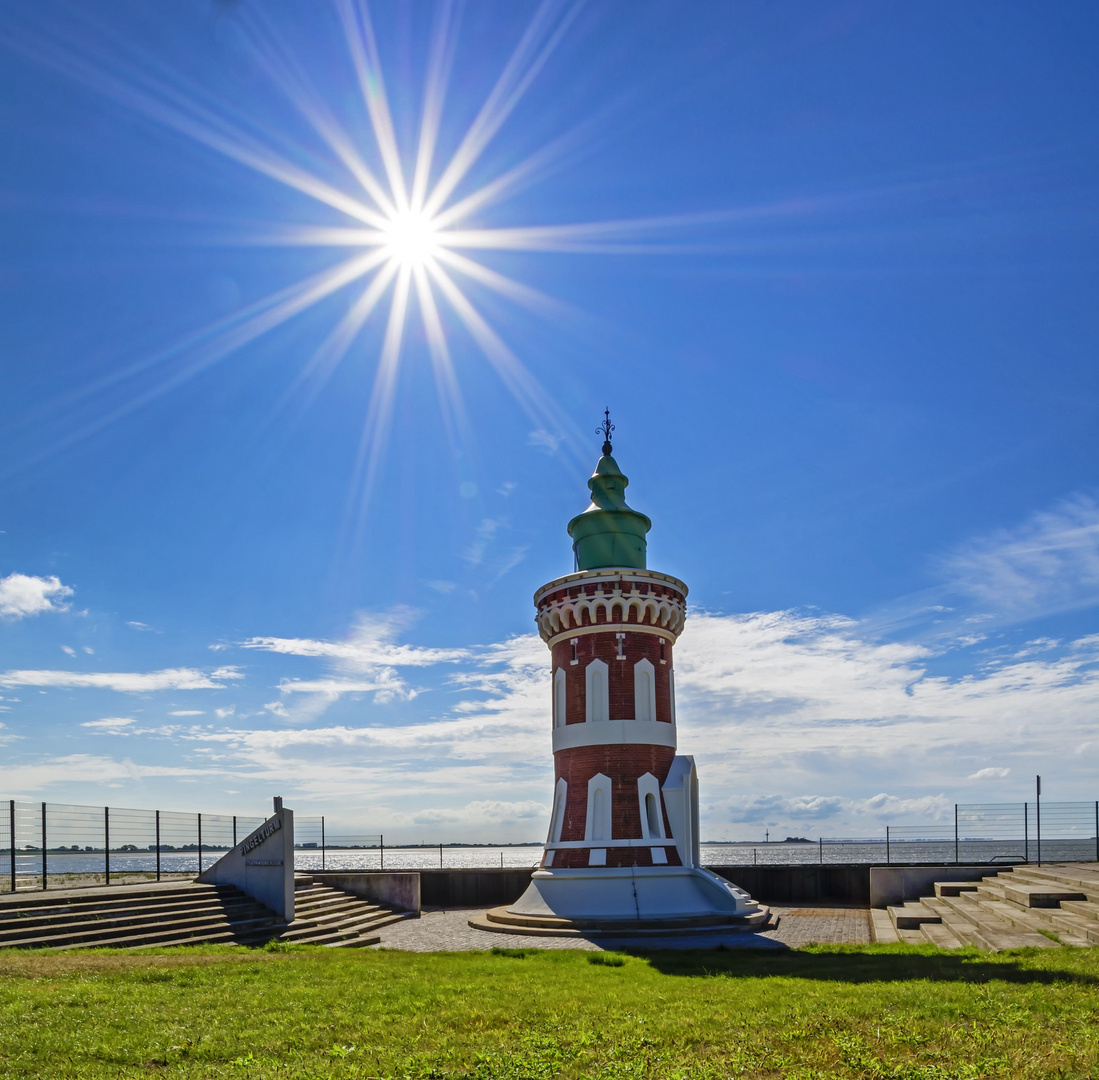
[381,209,442,269]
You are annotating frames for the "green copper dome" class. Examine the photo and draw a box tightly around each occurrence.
[567,452,652,571]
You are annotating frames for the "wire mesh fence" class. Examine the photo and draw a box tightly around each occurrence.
[1,797,1095,891]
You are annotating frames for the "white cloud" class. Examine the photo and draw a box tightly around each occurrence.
[463,518,502,566]
[169,710,205,717]
[0,753,206,792]
[527,429,560,454]
[0,573,73,619]
[938,491,1099,621]
[0,667,243,692]
[969,767,1011,780]
[83,646,94,655]
[497,481,517,497]
[126,621,155,631]
[61,645,76,657]
[81,717,135,731]
[238,610,468,669]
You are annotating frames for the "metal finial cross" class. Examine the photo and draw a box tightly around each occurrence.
[598,408,615,455]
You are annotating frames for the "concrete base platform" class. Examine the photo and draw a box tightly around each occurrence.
[505,864,764,924]
[470,903,773,937]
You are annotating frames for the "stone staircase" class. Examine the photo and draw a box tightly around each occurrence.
[0,875,413,950]
[871,862,1099,949]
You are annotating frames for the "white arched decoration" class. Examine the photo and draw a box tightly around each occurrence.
[637,772,668,864]
[585,772,612,866]
[553,668,567,728]
[633,658,656,722]
[585,658,609,723]
[543,778,568,867]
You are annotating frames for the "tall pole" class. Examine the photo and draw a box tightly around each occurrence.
[155,810,161,882]
[1036,775,1042,867]
[41,802,47,891]
[321,816,326,871]
[197,813,203,875]
[380,835,384,870]
[1024,802,1029,863]
[9,800,15,893]
[886,826,890,865]
[954,804,959,865]
[104,807,110,887]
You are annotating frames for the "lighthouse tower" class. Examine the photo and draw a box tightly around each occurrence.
[476,414,768,933]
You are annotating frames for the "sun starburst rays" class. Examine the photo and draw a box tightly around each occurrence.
[6,0,692,502]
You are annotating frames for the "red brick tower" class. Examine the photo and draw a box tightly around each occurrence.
[478,414,768,932]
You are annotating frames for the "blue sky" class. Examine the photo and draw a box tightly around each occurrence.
[1,1,1097,842]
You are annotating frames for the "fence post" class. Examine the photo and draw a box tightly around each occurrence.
[1024,802,1029,863]
[41,802,47,891]
[233,815,237,848]
[104,806,110,887]
[197,813,203,875]
[9,800,15,893]
[321,816,326,871]
[886,826,890,865]
[818,837,823,865]
[1036,775,1042,867]
[156,810,161,882]
[439,843,443,868]
[380,834,384,870]
[954,804,959,865]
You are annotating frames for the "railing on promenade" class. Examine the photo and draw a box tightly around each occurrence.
[0,799,384,893]
[1,797,1095,891]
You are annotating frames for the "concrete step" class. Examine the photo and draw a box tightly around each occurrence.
[931,894,1059,949]
[1001,883,1088,909]
[964,894,1090,944]
[888,902,941,930]
[869,909,900,943]
[1004,866,1099,901]
[0,894,269,936]
[1059,899,1099,922]
[2,908,280,950]
[920,920,965,949]
[933,882,980,898]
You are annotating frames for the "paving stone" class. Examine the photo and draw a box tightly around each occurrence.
[372,904,871,951]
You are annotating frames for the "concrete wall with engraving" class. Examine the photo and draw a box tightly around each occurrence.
[198,808,295,920]
[308,872,420,914]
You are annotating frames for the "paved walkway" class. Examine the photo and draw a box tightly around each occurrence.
[373,904,870,951]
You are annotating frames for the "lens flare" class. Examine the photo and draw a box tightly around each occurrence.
[381,209,442,269]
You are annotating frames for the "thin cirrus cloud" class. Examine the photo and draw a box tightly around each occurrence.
[0,667,243,692]
[0,572,73,619]
[937,491,1099,621]
[80,717,135,731]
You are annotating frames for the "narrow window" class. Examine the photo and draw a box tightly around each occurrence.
[544,778,568,867]
[553,668,567,728]
[585,772,612,866]
[645,792,661,837]
[634,658,656,722]
[585,658,609,722]
[637,772,667,865]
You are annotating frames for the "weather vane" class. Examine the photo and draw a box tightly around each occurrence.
[598,408,615,455]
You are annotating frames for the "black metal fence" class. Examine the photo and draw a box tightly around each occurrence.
[1,797,1095,891]
[0,800,384,892]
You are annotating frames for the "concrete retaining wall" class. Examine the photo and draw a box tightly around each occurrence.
[309,872,421,914]
[420,868,538,908]
[868,865,1005,909]
[709,864,874,905]
[305,863,1019,910]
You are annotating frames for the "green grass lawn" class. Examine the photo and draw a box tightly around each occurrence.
[1,943,1097,1079]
